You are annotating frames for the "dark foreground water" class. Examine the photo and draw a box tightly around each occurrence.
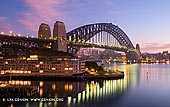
[1,63,170,107]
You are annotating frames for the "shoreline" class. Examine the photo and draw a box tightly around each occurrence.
[0,73,124,81]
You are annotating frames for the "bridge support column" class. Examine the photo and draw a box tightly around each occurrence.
[126,52,140,63]
[52,21,67,52]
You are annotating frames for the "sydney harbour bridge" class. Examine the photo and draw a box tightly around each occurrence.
[0,22,140,62]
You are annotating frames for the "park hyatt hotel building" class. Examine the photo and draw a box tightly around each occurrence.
[0,21,85,75]
[0,57,85,75]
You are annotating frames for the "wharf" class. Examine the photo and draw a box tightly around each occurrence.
[0,72,124,81]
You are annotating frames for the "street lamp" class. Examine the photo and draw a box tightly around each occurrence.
[9,30,13,36]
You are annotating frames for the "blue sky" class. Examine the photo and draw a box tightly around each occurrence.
[0,0,170,53]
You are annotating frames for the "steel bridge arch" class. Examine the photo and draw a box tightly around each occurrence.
[67,23,135,54]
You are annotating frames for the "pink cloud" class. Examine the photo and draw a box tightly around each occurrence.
[0,16,21,34]
[0,17,13,33]
[18,13,41,32]
[18,0,71,33]
[141,43,170,53]
[23,0,67,21]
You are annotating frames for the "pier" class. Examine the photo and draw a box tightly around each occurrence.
[0,72,124,81]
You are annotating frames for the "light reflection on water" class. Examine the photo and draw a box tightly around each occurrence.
[68,79,128,107]
[0,63,139,107]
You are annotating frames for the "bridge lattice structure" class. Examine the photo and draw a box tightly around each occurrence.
[67,23,137,54]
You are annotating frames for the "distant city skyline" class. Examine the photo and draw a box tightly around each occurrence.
[0,0,170,53]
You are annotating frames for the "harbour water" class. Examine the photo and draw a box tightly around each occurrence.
[1,63,170,107]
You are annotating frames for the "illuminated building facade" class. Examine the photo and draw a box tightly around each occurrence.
[0,56,85,75]
[141,51,170,63]
[38,23,51,39]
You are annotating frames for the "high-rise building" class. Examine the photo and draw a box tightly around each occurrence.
[38,23,51,39]
[53,21,67,52]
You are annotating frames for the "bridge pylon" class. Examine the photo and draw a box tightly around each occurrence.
[126,51,140,63]
[52,21,67,52]
[126,44,141,63]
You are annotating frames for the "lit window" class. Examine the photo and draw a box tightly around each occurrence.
[39,70,44,73]
[40,62,44,64]
[52,68,56,70]
[5,61,8,64]
[68,68,73,70]
[64,68,69,70]
[35,65,40,67]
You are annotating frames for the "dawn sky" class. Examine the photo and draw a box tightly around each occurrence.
[0,0,170,53]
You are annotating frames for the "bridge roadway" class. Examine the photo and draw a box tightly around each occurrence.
[68,41,137,53]
[0,34,53,48]
[0,34,137,53]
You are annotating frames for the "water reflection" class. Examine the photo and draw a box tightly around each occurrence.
[68,79,128,107]
[0,64,139,107]
[2,64,170,107]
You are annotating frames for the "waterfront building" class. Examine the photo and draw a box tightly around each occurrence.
[0,56,85,75]
[38,23,51,39]
[140,51,170,63]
